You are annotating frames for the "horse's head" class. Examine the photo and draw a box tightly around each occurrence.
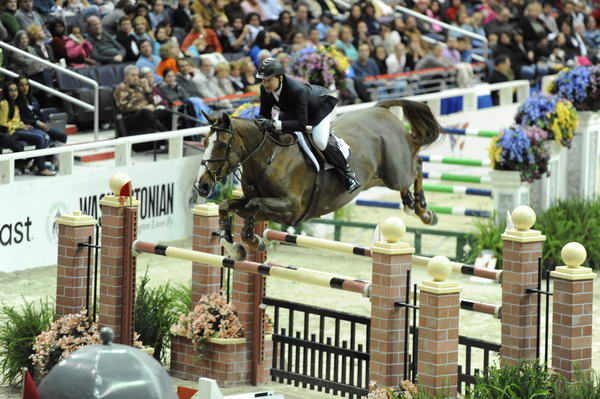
[195,112,239,197]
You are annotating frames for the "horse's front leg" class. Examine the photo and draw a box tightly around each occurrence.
[238,196,296,253]
[218,197,248,261]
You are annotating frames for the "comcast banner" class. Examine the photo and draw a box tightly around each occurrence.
[0,156,203,272]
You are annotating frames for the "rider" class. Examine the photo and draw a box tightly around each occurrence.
[255,57,360,193]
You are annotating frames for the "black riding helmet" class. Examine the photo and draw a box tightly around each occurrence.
[256,57,285,79]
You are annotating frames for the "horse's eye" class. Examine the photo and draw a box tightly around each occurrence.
[218,142,227,149]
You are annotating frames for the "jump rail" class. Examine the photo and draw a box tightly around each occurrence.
[263,229,502,282]
[354,199,492,218]
[132,240,372,296]
[423,172,492,184]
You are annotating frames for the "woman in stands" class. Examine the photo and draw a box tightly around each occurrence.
[64,24,95,67]
[17,76,67,147]
[0,81,55,176]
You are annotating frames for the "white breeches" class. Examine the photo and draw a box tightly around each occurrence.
[311,112,332,151]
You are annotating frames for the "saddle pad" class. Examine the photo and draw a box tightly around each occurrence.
[295,132,350,172]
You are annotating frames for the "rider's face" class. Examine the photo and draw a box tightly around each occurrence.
[261,76,281,93]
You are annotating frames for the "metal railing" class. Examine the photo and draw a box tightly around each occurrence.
[0,41,99,139]
[394,5,489,59]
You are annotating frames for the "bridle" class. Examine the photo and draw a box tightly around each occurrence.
[196,119,300,195]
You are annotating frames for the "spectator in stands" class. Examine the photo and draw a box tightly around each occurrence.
[15,0,48,36]
[135,1,150,22]
[245,11,264,41]
[0,18,7,41]
[153,24,170,56]
[158,68,189,104]
[64,25,95,67]
[407,35,427,65]
[293,4,312,38]
[173,58,217,119]
[457,36,473,62]
[415,43,452,70]
[392,16,409,43]
[362,3,380,36]
[345,4,362,32]
[337,25,358,61]
[549,33,571,66]
[489,55,512,105]
[149,0,168,30]
[486,7,513,36]
[173,0,192,31]
[272,10,293,42]
[540,3,558,35]
[139,66,168,108]
[137,39,162,82]
[26,25,55,89]
[240,57,260,92]
[585,15,600,51]
[442,36,461,65]
[116,16,140,62]
[289,30,308,52]
[308,27,321,47]
[520,2,550,49]
[386,43,414,74]
[227,16,252,52]
[0,80,55,175]
[354,21,374,48]
[250,30,282,64]
[215,62,239,95]
[157,41,180,77]
[373,45,388,75]
[101,1,135,36]
[315,11,333,40]
[352,42,380,79]
[114,64,170,144]
[376,22,402,56]
[7,31,35,76]
[132,15,153,43]
[196,57,232,107]
[260,0,282,23]
[49,20,68,61]
[17,76,67,147]
[86,15,126,64]
[228,59,245,92]
[444,0,462,23]
[0,0,20,40]
[181,14,222,56]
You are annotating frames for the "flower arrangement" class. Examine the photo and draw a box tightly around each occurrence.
[514,93,578,147]
[171,292,244,355]
[231,102,260,119]
[289,47,345,90]
[488,126,550,182]
[30,310,143,376]
[548,66,600,111]
[367,380,418,399]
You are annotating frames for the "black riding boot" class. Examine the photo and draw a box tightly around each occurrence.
[323,140,361,193]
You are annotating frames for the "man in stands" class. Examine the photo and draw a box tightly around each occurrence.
[115,16,140,62]
[15,0,48,35]
[489,55,512,105]
[195,57,232,108]
[293,4,312,37]
[136,39,162,82]
[86,15,126,64]
[114,65,170,148]
[352,42,380,78]
[442,36,461,65]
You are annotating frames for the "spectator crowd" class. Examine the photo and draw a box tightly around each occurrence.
[2,0,600,169]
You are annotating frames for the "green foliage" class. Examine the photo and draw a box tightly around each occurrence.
[134,270,178,363]
[334,204,355,221]
[465,214,506,265]
[550,369,600,399]
[0,298,54,385]
[468,361,551,399]
[169,282,192,315]
[534,198,600,269]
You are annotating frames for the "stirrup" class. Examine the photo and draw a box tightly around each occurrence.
[344,171,361,193]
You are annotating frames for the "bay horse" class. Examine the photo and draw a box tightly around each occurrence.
[196,99,441,260]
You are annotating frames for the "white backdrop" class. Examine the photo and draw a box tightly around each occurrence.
[0,155,203,272]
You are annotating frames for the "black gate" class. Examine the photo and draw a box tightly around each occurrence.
[263,297,370,398]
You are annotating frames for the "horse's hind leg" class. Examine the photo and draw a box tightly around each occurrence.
[413,160,438,225]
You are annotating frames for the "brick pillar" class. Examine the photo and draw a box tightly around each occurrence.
[500,206,545,365]
[418,256,461,398]
[191,203,222,306]
[369,217,414,387]
[551,242,596,381]
[56,211,97,317]
[98,190,139,344]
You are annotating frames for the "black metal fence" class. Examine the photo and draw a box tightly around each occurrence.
[263,297,370,398]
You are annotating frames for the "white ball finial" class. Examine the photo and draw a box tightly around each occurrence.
[427,256,451,282]
[380,217,406,243]
[561,242,587,269]
[511,206,536,231]
[109,173,132,196]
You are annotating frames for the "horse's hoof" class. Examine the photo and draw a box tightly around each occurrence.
[220,238,247,261]
[421,210,438,226]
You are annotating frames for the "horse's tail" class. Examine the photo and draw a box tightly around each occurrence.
[375,99,440,147]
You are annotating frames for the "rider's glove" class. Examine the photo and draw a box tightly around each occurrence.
[257,118,277,132]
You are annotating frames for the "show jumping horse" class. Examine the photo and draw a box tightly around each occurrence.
[196,99,441,260]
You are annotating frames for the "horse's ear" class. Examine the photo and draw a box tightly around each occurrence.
[202,111,217,125]
[221,112,231,127]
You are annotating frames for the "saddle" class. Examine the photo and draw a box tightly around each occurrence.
[296,130,351,173]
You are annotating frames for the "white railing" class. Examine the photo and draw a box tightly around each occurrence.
[394,5,488,59]
[0,41,99,139]
[0,80,530,185]
[0,66,94,112]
